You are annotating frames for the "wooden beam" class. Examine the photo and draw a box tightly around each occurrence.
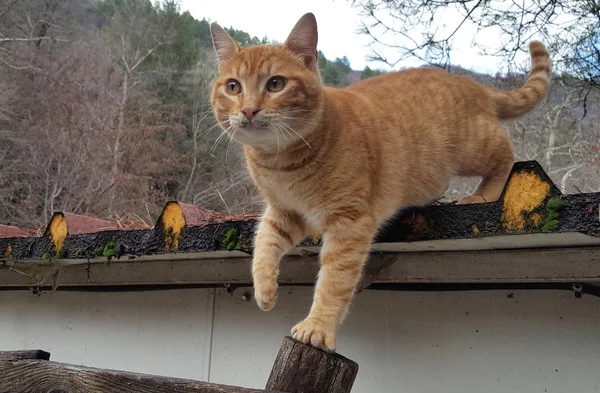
[266,337,358,393]
[0,354,272,393]
[379,246,600,284]
[1,246,599,289]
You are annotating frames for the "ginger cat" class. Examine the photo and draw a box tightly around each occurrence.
[210,13,550,352]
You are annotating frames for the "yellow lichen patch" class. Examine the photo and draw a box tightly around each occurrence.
[162,202,185,251]
[49,214,68,252]
[4,244,12,258]
[531,212,543,227]
[502,171,551,231]
[472,225,480,235]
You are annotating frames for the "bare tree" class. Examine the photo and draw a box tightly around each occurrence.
[0,0,78,70]
[510,85,599,192]
[101,0,175,212]
[352,0,600,90]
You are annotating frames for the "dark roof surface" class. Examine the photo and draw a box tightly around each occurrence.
[1,161,599,261]
[0,161,599,289]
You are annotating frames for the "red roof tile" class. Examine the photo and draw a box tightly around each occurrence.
[176,202,259,226]
[45,212,120,236]
[0,225,31,239]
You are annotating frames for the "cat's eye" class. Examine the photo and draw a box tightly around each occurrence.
[225,79,242,95]
[267,76,286,92]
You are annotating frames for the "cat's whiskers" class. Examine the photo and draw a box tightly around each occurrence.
[211,125,234,153]
[279,116,323,126]
[273,124,282,159]
[185,109,217,121]
[270,120,293,140]
[285,108,325,113]
[197,121,229,141]
[225,126,239,165]
[266,120,286,159]
[210,132,227,153]
[195,110,234,141]
[279,121,312,149]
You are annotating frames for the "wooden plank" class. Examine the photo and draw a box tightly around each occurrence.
[266,336,358,393]
[0,358,272,393]
[0,350,50,361]
[380,246,600,283]
[356,254,397,291]
[1,246,599,289]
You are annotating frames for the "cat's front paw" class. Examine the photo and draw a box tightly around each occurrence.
[254,280,278,311]
[291,317,336,352]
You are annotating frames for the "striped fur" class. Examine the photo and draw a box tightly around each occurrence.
[491,41,551,119]
[210,14,551,352]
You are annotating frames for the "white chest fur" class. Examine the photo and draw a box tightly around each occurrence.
[257,171,324,232]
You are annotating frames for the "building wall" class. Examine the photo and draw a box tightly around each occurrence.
[1,287,599,392]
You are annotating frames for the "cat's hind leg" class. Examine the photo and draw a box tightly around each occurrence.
[458,127,514,204]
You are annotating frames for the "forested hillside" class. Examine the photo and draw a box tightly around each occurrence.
[0,0,598,230]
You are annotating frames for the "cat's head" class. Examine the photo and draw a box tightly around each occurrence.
[210,13,323,149]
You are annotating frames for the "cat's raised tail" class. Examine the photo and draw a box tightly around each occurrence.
[491,41,551,120]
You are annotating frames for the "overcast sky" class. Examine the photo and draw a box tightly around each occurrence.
[179,0,527,74]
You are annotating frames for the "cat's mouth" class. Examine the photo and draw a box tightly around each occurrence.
[239,117,270,129]
[240,122,270,130]
[239,126,271,135]
[227,115,305,148]
[230,121,289,148]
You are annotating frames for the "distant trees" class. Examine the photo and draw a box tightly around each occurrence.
[0,1,219,227]
[508,80,600,193]
[0,0,288,228]
[318,53,356,86]
[93,0,197,213]
[0,0,89,225]
[1,0,596,229]
[226,27,270,46]
[361,66,383,80]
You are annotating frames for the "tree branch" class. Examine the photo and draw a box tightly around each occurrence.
[0,37,68,43]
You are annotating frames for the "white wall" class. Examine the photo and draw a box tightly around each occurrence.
[0,289,215,380]
[1,287,599,392]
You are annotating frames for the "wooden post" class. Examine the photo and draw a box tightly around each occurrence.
[266,336,359,393]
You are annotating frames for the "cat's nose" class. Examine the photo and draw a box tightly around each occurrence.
[242,107,261,120]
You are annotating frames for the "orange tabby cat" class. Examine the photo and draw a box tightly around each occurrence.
[210,13,550,352]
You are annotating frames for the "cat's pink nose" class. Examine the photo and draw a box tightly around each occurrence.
[242,107,261,120]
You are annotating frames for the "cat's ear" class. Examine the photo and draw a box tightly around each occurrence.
[284,13,318,70]
[210,23,240,65]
